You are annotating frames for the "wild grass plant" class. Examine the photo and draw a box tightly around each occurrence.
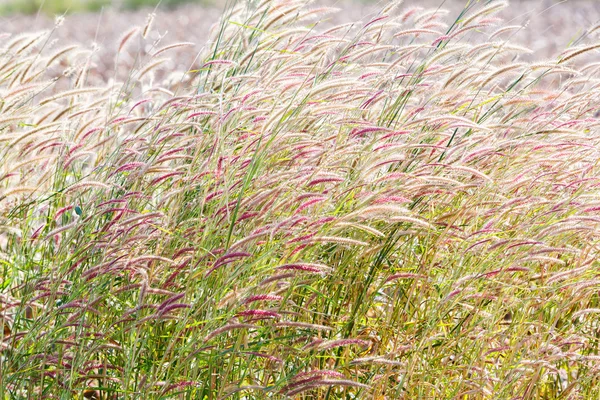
[1,0,600,398]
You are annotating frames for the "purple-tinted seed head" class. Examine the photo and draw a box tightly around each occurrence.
[205,252,252,277]
[277,263,330,274]
[157,293,186,310]
[243,294,283,304]
[236,309,281,319]
[259,273,295,286]
[156,303,191,316]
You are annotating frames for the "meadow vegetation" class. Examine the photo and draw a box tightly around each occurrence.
[1,0,600,398]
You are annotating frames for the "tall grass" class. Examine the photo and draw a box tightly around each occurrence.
[2,0,600,398]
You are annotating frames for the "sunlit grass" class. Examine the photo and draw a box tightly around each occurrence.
[1,0,600,398]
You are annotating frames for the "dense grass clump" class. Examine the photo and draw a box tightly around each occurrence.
[2,0,600,398]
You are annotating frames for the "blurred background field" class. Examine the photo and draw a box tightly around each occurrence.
[1,0,600,17]
[0,0,214,14]
[1,0,600,87]
[1,0,600,65]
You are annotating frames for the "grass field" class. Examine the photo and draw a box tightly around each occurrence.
[1,0,600,398]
